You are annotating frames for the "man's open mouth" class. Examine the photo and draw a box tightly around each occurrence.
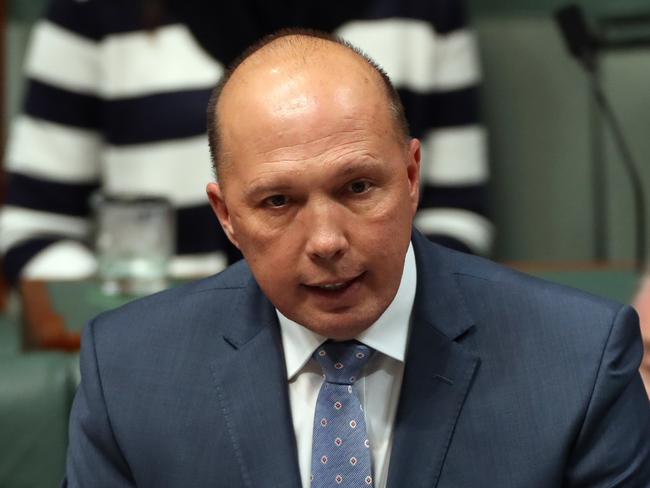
[316,282,348,291]
[304,272,365,293]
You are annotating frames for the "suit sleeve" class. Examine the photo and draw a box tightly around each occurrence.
[64,319,135,487]
[565,305,650,486]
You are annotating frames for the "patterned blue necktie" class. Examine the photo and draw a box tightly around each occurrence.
[311,341,375,487]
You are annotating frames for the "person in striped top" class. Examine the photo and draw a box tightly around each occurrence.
[0,0,491,284]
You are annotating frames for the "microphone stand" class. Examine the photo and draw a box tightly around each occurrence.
[555,5,648,273]
[589,73,646,273]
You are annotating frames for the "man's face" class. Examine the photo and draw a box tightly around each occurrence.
[207,52,420,339]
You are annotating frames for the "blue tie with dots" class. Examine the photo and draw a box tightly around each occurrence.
[311,341,375,487]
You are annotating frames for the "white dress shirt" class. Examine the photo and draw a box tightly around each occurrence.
[277,243,417,488]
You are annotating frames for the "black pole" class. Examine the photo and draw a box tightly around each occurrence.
[588,60,608,262]
[589,75,646,272]
[555,4,647,273]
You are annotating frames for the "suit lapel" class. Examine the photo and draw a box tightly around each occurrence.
[210,277,302,488]
[208,232,480,488]
[387,233,481,488]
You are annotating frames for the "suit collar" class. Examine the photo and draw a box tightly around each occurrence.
[410,230,475,341]
[220,273,279,348]
[386,231,480,488]
[211,276,302,487]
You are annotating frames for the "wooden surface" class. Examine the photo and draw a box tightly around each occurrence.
[19,281,81,351]
[504,260,636,272]
[17,278,144,351]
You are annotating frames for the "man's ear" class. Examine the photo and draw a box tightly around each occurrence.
[206,182,240,249]
[406,138,421,215]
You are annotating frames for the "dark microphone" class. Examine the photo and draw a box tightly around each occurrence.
[554,5,598,72]
[555,4,647,273]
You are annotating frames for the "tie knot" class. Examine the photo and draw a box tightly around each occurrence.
[313,341,374,385]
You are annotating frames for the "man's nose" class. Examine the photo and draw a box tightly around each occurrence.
[304,202,349,261]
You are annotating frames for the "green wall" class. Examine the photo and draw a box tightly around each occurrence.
[469,0,650,16]
[476,15,594,261]
[4,0,650,263]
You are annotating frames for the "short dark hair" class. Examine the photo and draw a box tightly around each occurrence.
[206,28,410,180]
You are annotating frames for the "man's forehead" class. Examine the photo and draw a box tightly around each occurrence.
[221,35,379,102]
[221,41,380,124]
[213,33,402,181]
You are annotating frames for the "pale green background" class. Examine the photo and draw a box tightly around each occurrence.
[4,0,650,262]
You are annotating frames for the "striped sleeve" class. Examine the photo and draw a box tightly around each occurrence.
[336,0,493,255]
[413,2,492,255]
[0,0,103,284]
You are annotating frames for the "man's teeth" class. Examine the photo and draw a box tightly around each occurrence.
[318,282,346,290]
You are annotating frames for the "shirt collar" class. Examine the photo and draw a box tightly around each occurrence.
[277,242,417,380]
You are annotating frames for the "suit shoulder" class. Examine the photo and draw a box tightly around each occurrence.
[88,260,252,340]
[432,243,624,313]
[445,251,636,359]
[413,237,630,345]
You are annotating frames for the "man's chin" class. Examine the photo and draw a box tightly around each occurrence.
[298,312,378,340]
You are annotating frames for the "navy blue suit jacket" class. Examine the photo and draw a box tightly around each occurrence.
[64,232,650,487]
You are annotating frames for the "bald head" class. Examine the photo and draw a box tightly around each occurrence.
[206,29,409,181]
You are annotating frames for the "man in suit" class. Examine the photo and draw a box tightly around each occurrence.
[64,30,650,487]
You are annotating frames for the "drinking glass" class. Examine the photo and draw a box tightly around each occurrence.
[95,195,175,295]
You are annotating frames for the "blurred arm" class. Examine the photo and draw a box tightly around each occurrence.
[0,0,102,284]
[412,1,492,255]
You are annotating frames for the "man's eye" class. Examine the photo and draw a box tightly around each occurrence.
[349,181,372,194]
[264,195,289,208]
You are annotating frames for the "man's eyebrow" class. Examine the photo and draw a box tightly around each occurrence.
[244,181,294,199]
[244,157,384,198]
[336,157,383,176]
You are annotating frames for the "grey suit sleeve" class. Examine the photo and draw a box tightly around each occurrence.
[566,305,650,487]
[63,319,135,487]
